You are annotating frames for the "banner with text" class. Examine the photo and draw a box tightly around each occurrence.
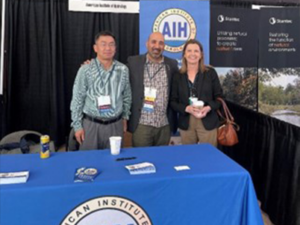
[139,0,210,65]
[210,6,259,110]
[69,0,139,13]
[210,6,259,67]
[258,7,300,68]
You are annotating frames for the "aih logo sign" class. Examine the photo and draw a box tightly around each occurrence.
[61,196,152,225]
[153,8,196,53]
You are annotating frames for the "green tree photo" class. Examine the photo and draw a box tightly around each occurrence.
[218,68,258,110]
[258,68,300,126]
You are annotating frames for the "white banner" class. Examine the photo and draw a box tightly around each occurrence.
[69,0,139,14]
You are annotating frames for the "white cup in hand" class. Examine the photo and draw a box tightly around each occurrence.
[189,97,198,105]
[109,136,122,155]
[193,100,204,109]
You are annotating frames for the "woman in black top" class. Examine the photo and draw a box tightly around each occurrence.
[170,39,223,146]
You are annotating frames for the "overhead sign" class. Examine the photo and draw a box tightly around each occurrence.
[69,0,139,14]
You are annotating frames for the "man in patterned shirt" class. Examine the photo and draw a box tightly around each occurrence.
[70,31,132,150]
[127,32,178,147]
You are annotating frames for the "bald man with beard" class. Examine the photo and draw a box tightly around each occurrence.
[127,32,178,147]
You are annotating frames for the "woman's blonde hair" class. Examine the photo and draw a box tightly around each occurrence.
[179,39,207,74]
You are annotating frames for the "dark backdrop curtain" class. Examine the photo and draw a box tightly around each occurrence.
[221,101,300,225]
[0,0,4,138]
[1,0,300,224]
[4,0,139,146]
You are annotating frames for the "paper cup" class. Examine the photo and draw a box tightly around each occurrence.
[193,100,204,109]
[189,97,198,105]
[109,136,122,155]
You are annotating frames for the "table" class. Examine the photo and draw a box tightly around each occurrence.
[0,144,263,225]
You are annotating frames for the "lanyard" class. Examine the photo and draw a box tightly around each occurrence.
[186,73,199,97]
[146,63,164,81]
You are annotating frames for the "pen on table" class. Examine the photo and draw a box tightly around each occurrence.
[116,157,137,161]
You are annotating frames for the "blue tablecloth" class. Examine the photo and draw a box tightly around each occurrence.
[0,144,263,225]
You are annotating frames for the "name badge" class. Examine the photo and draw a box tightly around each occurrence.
[143,87,157,112]
[98,95,111,113]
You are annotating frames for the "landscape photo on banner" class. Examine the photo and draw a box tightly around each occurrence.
[139,0,210,66]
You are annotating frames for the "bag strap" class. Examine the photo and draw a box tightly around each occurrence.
[0,141,29,154]
[217,98,240,131]
[217,97,234,121]
[0,142,21,151]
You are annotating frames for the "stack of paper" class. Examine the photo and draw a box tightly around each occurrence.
[0,171,29,185]
[125,162,156,175]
